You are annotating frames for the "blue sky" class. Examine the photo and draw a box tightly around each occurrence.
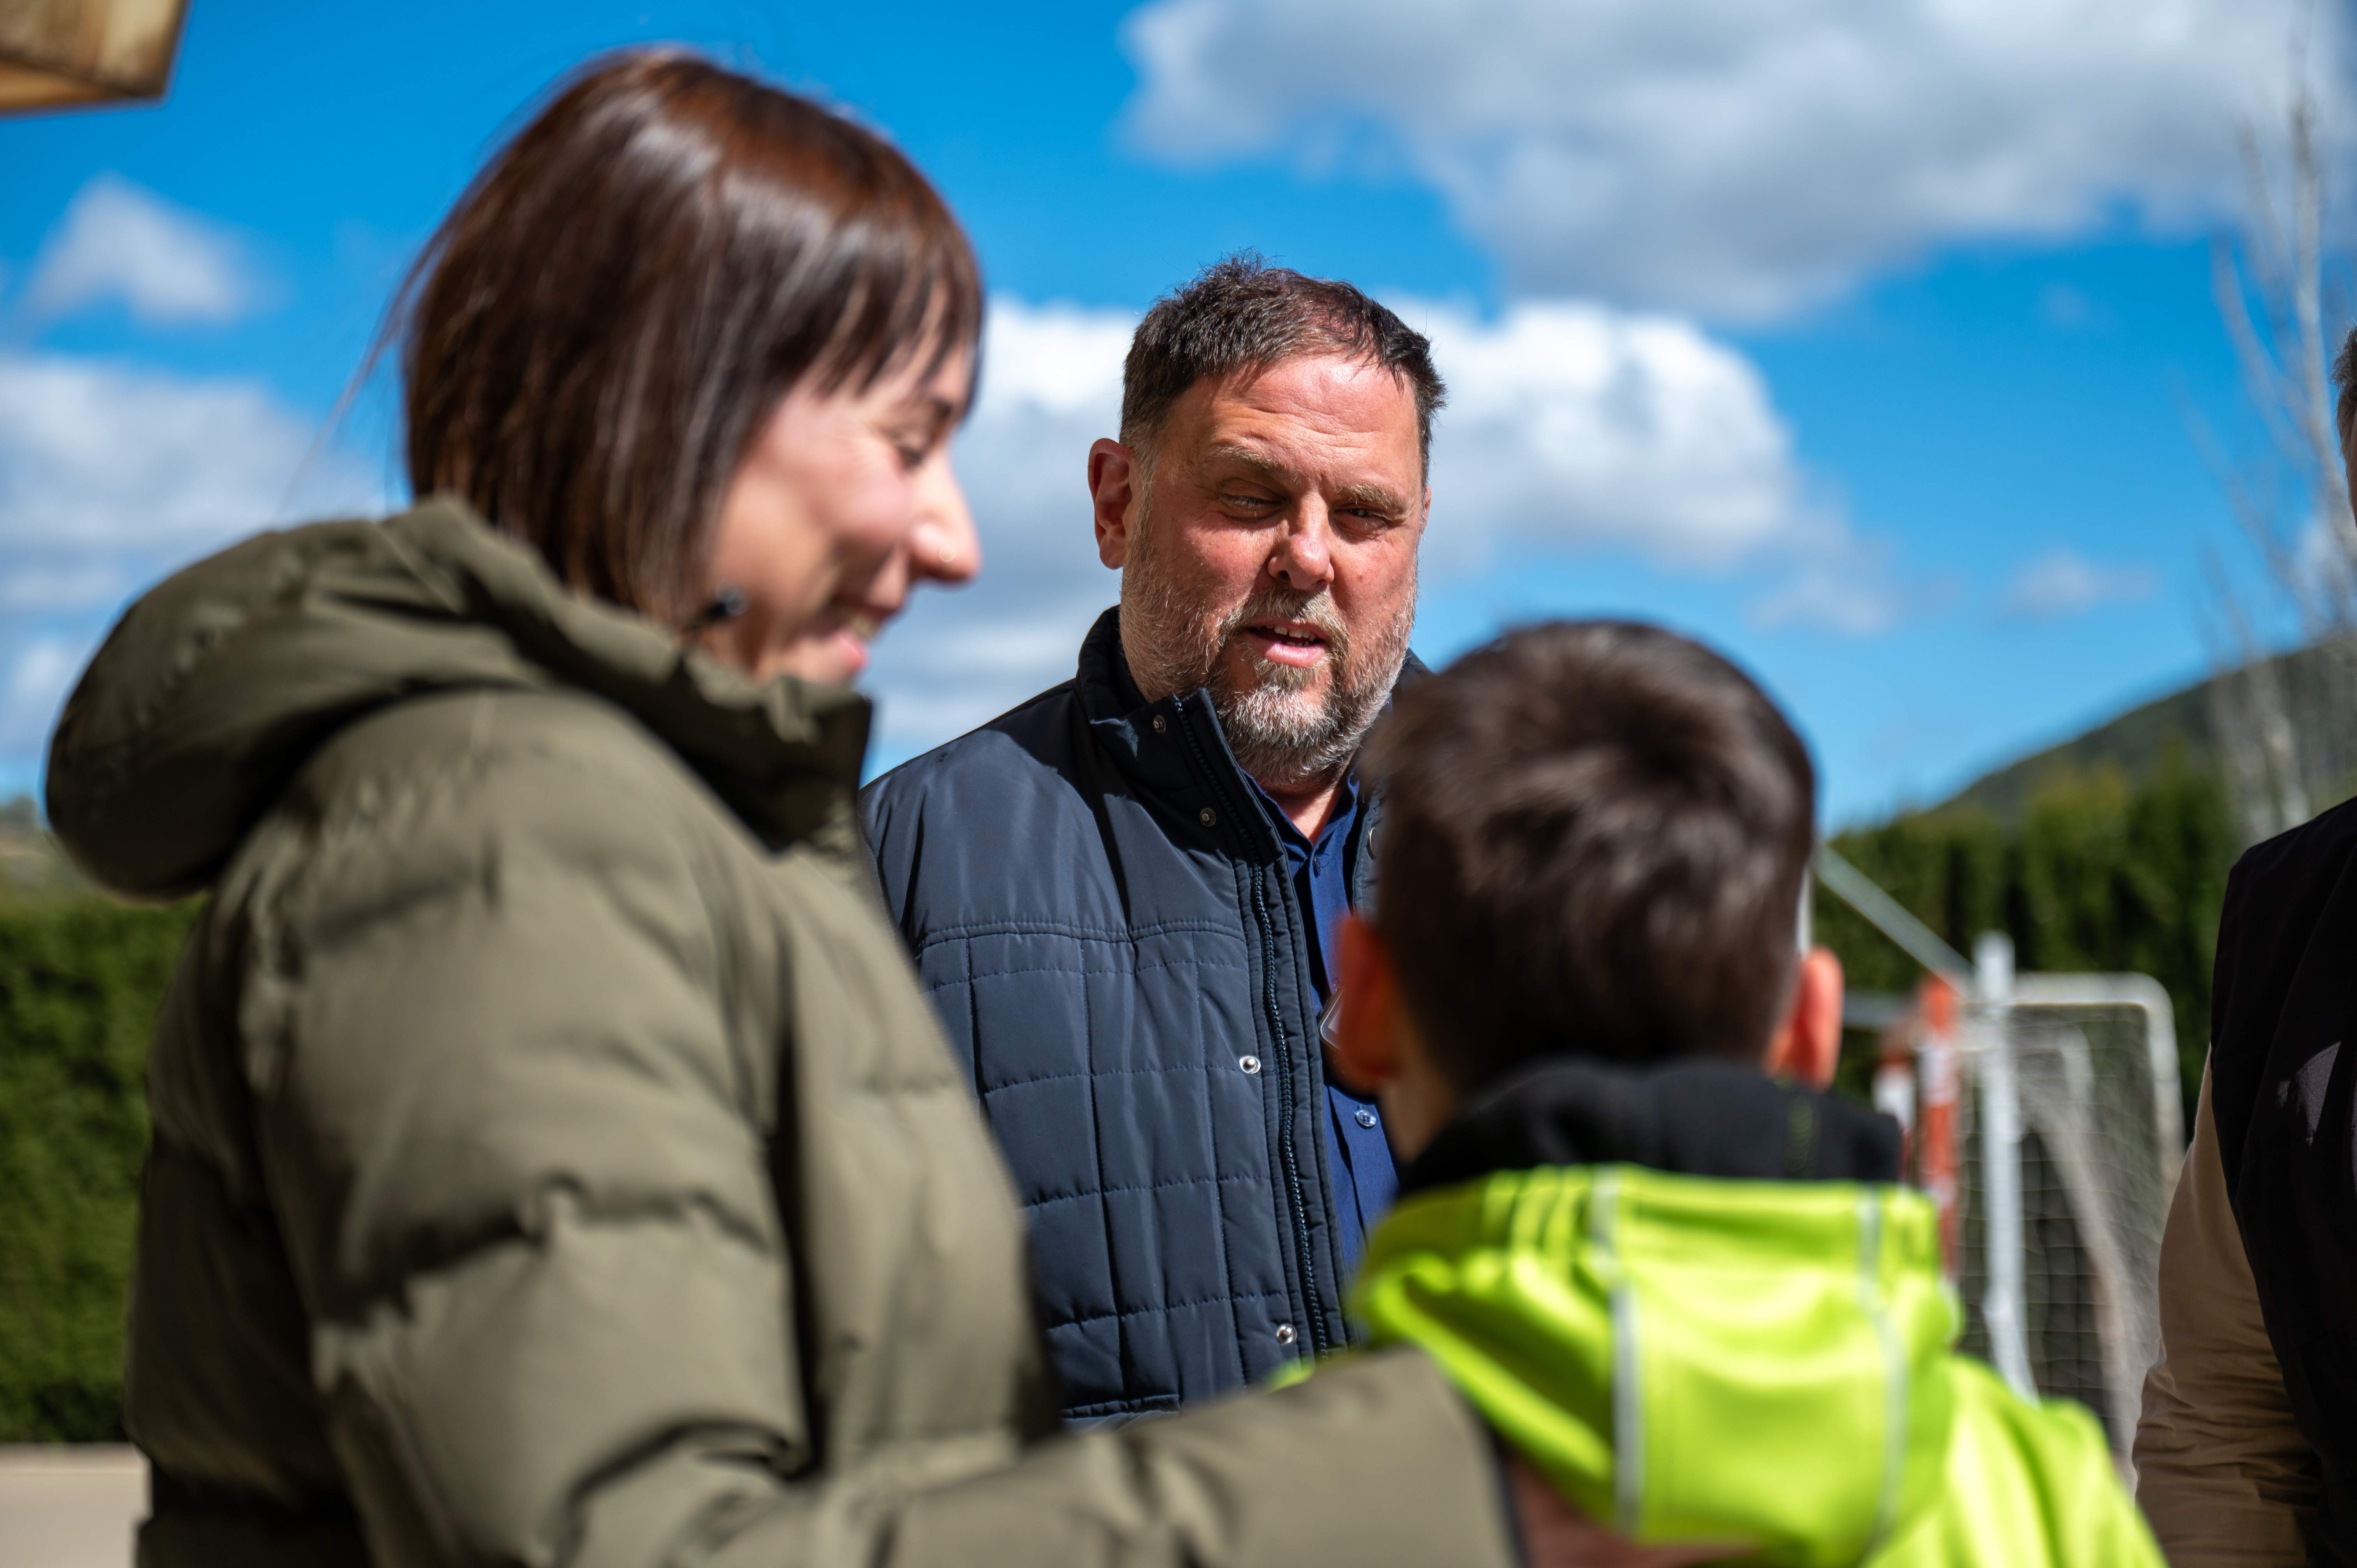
[2,0,2345,822]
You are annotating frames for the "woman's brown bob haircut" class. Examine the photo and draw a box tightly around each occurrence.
[398,51,982,623]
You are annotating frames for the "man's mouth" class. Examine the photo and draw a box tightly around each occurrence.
[1240,620,1332,669]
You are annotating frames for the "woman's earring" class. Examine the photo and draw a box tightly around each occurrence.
[680,586,747,641]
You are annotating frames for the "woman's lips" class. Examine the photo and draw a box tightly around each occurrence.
[832,609,888,676]
[789,607,887,681]
[830,625,871,676]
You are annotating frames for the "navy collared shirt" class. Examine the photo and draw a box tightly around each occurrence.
[1242,771,1399,1274]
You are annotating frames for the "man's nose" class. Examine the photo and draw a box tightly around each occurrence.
[913,457,982,586]
[1267,500,1334,592]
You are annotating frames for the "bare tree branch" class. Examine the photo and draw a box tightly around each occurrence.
[2196,4,2357,837]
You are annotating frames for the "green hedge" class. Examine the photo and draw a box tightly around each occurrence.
[1819,754,2236,1130]
[0,897,197,1441]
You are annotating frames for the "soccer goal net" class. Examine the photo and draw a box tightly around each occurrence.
[1824,852,2185,1465]
[1945,969,2184,1458]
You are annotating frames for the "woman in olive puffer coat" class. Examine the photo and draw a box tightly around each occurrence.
[45,51,1522,1568]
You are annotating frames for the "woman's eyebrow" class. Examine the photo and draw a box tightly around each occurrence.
[894,391,963,437]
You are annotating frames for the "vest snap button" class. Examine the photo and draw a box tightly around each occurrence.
[1199,807,1216,827]
[1239,1054,1262,1075]
[1275,1323,1297,1346]
[1152,714,1168,733]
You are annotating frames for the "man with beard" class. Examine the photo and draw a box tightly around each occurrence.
[862,256,1438,1423]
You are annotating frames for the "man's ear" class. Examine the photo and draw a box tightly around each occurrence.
[1088,438,1141,569]
[1764,946,1845,1090]
[1332,914,1403,1094]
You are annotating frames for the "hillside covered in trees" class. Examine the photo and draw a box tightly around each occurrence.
[1813,643,2357,1127]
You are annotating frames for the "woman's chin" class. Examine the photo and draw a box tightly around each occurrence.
[765,627,872,686]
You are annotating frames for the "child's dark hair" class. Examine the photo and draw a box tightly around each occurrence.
[1366,620,1816,1091]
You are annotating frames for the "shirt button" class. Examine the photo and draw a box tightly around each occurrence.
[1199,807,1216,826]
[1275,1323,1297,1347]
[1354,1108,1378,1128]
[1152,714,1167,733]
[1239,1055,1262,1075]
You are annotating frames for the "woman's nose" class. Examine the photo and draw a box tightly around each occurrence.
[912,457,982,586]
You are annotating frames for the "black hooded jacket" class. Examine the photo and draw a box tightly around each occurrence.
[2209,792,2357,1567]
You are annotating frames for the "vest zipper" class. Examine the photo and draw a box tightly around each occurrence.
[1172,702,1329,1359]
[1251,863,1328,1356]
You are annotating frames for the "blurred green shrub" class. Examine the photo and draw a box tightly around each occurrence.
[0,896,196,1441]
[1819,752,2236,1131]
[0,758,2255,1440]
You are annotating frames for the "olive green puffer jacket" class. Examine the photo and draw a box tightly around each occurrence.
[46,498,1518,1568]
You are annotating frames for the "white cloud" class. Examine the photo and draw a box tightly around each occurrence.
[1120,0,2338,319]
[0,348,382,773]
[22,175,263,325]
[0,348,385,777]
[863,291,1893,764]
[0,564,126,610]
[2002,547,2160,618]
[1750,560,1906,637]
[0,351,380,562]
[1405,298,1827,571]
[0,638,81,755]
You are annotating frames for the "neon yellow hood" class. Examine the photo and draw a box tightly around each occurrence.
[1357,1166,1990,1566]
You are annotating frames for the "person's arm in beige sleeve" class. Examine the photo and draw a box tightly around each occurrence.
[2136,1060,2319,1565]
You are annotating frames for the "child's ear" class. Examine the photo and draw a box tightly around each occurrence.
[1764,947,1844,1090]
[1331,914,1404,1094]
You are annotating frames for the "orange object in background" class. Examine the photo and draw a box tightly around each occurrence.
[1914,973,1962,1274]
[1865,973,1961,1278]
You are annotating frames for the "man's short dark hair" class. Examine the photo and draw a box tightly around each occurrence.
[1366,621,1818,1092]
[1121,253,1446,477]
[2334,324,2357,466]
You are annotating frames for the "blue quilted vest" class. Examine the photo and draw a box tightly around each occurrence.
[862,609,1398,1420]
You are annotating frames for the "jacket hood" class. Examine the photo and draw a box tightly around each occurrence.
[47,497,871,899]
[1403,1058,1905,1196]
[1355,1069,1955,1566]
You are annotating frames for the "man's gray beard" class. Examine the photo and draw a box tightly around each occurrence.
[1121,516,1414,792]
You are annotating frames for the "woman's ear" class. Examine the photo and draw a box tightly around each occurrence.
[1331,914,1404,1094]
[1765,946,1845,1090]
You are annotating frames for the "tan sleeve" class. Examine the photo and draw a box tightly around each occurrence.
[2134,1061,2318,1565]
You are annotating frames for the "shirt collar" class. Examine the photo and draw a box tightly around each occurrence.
[1247,766,1360,853]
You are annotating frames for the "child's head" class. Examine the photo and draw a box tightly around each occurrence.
[1334,620,1841,1157]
